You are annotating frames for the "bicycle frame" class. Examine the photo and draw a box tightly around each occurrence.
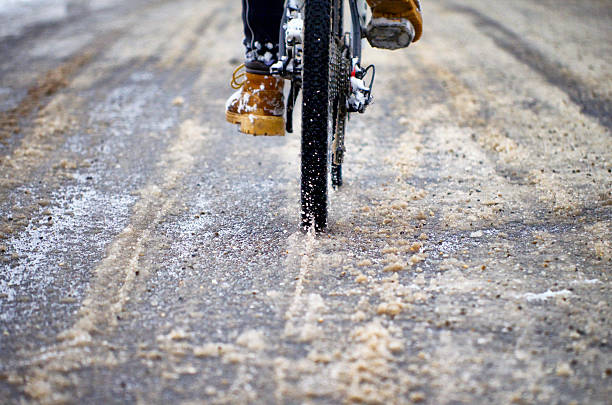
[276,0,367,66]
[271,0,374,132]
[348,0,367,62]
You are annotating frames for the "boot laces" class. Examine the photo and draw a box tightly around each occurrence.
[230,64,246,89]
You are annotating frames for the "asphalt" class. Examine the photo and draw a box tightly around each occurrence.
[0,0,610,403]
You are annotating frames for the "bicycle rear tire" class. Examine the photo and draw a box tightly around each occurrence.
[301,0,333,231]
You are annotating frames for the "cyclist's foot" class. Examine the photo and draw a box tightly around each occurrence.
[365,0,422,50]
[225,63,285,136]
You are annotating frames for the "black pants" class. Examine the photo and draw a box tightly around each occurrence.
[242,0,284,71]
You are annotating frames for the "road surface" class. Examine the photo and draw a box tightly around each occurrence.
[0,0,610,403]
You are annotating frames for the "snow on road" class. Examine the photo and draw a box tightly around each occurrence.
[0,0,610,403]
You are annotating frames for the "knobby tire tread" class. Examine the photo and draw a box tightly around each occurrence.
[301,0,332,231]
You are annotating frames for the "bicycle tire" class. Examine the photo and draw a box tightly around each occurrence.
[301,0,333,231]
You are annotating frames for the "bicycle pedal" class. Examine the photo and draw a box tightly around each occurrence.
[366,18,415,50]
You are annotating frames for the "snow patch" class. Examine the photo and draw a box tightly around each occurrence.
[236,329,266,351]
[522,289,572,302]
[571,278,601,285]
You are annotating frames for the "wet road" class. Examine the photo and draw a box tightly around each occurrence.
[0,0,610,403]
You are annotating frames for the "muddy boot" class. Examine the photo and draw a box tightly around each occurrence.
[365,0,423,50]
[225,63,285,136]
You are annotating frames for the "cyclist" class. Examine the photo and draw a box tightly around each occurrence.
[226,0,423,135]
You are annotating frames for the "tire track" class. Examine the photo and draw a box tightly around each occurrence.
[411,3,611,220]
[0,0,219,271]
[6,3,238,400]
[0,51,92,146]
[266,45,430,402]
[157,3,231,69]
[446,2,612,132]
[15,119,210,403]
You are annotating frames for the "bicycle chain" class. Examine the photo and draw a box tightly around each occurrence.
[329,38,340,99]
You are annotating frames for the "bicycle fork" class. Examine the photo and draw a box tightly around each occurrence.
[271,0,375,133]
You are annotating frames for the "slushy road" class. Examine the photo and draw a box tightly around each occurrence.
[0,0,610,403]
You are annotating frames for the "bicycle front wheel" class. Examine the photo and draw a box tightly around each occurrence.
[301,0,333,231]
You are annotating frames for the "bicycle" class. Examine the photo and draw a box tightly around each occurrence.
[271,0,375,231]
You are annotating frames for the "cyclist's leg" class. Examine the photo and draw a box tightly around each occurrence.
[226,0,286,136]
[366,0,423,49]
[242,0,284,72]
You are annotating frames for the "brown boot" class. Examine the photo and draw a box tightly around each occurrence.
[225,68,285,136]
[366,0,423,49]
